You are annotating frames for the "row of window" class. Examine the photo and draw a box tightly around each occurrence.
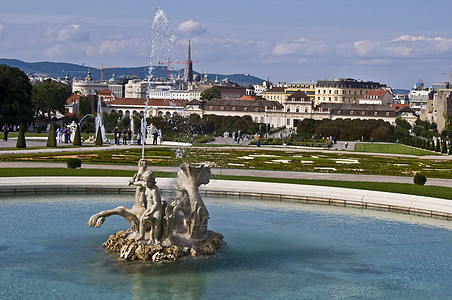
[317,89,364,95]
[336,110,391,116]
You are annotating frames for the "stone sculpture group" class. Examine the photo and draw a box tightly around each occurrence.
[88,160,224,261]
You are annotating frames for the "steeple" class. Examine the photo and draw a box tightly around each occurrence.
[184,40,193,82]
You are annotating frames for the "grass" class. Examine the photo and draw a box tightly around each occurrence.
[1,168,451,200]
[1,147,452,178]
[354,143,437,156]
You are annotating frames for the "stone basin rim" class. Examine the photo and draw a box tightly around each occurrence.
[1,176,451,221]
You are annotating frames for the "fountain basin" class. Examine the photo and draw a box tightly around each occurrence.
[1,177,452,219]
[1,193,452,299]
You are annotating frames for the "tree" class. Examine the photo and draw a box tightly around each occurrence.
[73,124,82,146]
[16,124,26,148]
[200,87,221,100]
[79,97,92,116]
[47,123,57,147]
[32,79,71,119]
[442,141,448,153]
[0,64,33,125]
[95,126,103,145]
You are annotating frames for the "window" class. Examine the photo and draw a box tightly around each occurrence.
[221,107,224,111]
[287,108,290,112]
[244,107,248,111]
[350,111,354,115]
[287,119,291,125]
[374,112,378,116]
[255,108,259,112]
[338,110,341,114]
[362,111,365,115]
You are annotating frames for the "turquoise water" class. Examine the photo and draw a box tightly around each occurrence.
[1,194,452,299]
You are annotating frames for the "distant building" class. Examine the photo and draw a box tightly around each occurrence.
[105,98,188,118]
[285,82,316,102]
[358,90,393,105]
[198,99,283,126]
[431,91,452,132]
[98,89,115,103]
[315,103,397,124]
[315,78,386,106]
[72,72,108,96]
[409,89,432,112]
[65,95,80,114]
[183,41,194,82]
[261,86,286,104]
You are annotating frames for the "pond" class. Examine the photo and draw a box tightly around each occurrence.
[1,193,452,299]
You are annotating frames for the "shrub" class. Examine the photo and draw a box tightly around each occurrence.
[16,124,26,148]
[442,142,448,154]
[73,124,82,146]
[95,126,103,145]
[67,158,82,169]
[414,173,427,185]
[46,123,57,147]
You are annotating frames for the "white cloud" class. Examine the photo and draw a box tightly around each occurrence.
[272,38,327,56]
[351,35,452,58]
[57,24,90,42]
[177,20,207,37]
[99,38,146,56]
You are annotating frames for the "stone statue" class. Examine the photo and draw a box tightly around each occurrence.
[136,170,163,243]
[88,159,148,232]
[174,163,210,239]
[88,160,224,261]
[69,121,77,143]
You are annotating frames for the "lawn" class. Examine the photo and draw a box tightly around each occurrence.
[2,147,452,178]
[1,167,451,200]
[354,143,437,156]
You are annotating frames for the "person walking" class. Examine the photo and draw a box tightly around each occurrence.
[114,127,120,145]
[137,129,142,145]
[257,133,261,147]
[127,128,132,145]
[2,123,9,141]
[122,128,128,145]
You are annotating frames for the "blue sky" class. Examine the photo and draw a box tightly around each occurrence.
[2,0,452,89]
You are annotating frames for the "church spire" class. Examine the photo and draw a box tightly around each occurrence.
[184,40,193,82]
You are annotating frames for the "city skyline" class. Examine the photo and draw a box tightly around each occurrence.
[2,0,452,89]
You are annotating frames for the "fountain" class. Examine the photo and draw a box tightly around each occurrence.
[95,99,106,142]
[88,160,225,261]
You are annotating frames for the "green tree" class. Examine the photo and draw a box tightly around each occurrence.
[95,126,103,145]
[73,124,82,146]
[32,79,71,119]
[79,97,92,116]
[395,117,412,130]
[442,141,448,153]
[0,64,33,125]
[200,87,221,100]
[435,141,441,152]
[47,123,57,147]
[16,124,26,148]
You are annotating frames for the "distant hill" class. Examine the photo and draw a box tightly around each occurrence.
[0,59,265,87]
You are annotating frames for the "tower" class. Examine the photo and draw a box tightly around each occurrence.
[184,40,193,82]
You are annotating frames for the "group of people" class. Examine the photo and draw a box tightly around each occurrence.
[113,127,143,145]
[55,126,73,144]
[2,123,21,141]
